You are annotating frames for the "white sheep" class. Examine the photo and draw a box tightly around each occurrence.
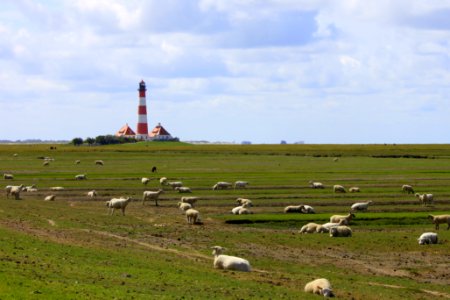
[238,207,253,215]
[5,184,24,198]
[428,214,450,230]
[181,196,198,207]
[106,197,132,216]
[402,184,414,194]
[75,160,81,164]
[211,246,251,272]
[177,202,192,212]
[236,198,253,207]
[3,173,14,180]
[351,201,372,212]
[309,181,325,189]
[330,213,355,225]
[316,220,347,233]
[159,177,168,185]
[333,157,339,162]
[167,181,183,189]
[95,160,104,166]
[23,184,37,192]
[75,174,87,180]
[50,187,64,191]
[284,205,304,213]
[87,190,97,198]
[212,182,232,190]
[418,232,438,245]
[185,208,200,224]
[234,181,249,189]
[330,226,352,237]
[232,203,250,215]
[304,278,335,297]
[44,195,56,201]
[415,193,434,205]
[141,177,150,185]
[142,189,164,206]
[299,222,320,234]
[175,186,192,193]
[349,187,360,193]
[333,185,346,193]
[10,185,23,200]
[301,205,315,214]
[43,161,50,166]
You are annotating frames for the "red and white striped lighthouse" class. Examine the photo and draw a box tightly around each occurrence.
[136,80,149,139]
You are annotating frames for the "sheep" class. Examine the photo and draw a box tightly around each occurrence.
[177,202,192,212]
[428,214,450,230]
[3,173,14,180]
[167,181,183,189]
[299,222,321,234]
[301,205,315,214]
[10,185,23,200]
[333,185,346,193]
[95,160,104,166]
[211,246,251,272]
[106,197,132,216]
[238,207,253,215]
[75,174,87,180]
[330,226,352,237]
[23,184,37,192]
[44,195,56,201]
[330,213,355,225]
[333,157,339,162]
[87,190,97,198]
[418,232,438,245]
[236,198,253,207]
[231,203,250,215]
[141,177,150,185]
[415,193,434,205]
[402,184,414,194]
[159,177,168,185]
[5,184,24,198]
[304,278,335,297]
[234,181,249,189]
[142,189,164,206]
[212,182,232,190]
[284,205,304,213]
[309,181,325,189]
[181,196,198,207]
[317,220,347,233]
[43,161,50,166]
[185,208,200,224]
[50,187,64,191]
[175,186,192,193]
[75,160,81,164]
[351,201,372,212]
[349,187,360,193]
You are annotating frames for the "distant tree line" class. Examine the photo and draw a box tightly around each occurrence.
[71,135,137,146]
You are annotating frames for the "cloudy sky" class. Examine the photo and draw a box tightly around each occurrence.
[1,0,449,143]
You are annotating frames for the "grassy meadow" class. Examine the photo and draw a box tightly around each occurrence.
[0,143,449,299]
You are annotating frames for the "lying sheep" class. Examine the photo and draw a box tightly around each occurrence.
[316,220,347,233]
[234,181,249,189]
[3,173,14,180]
[106,197,132,216]
[330,213,355,225]
[309,181,324,189]
[402,184,414,194]
[304,278,335,297]
[185,208,200,224]
[181,196,198,207]
[44,195,56,201]
[238,207,253,215]
[416,193,434,205]
[175,186,192,193]
[301,205,315,214]
[232,203,250,215]
[330,226,352,237]
[75,174,87,180]
[333,185,346,193]
[87,190,97,198]
[142,189,164,206]
[95,160,104,166]
[23,184,37,192]
[299,222,321,234]
[428,214,450,230]
[159,177,167,185]
[177,202,192,212]
[211,246,251,272]
[43,161,50,166]
[141,177,150,185]
[167,181,183,189]
[418,232,438,245]
[50,187,64,191]
[212,182,232,190]
[349,187,360,193]
[284,205,304,213]
[236,198,253,207]
[351,201,372,212]
[75,160,81,165]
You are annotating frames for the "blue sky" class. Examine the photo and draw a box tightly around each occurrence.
[1,0,449,143]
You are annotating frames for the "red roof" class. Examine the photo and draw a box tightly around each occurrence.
[116,124,136,136]
[149,123,171,137]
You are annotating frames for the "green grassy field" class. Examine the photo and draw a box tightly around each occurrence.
[0,143,449,299]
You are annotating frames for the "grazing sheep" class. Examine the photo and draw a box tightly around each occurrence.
[142,189,164,206]
[211,246,251,272]
[351,201,372,212]
[175,186,192,193]
[141,177,150,185]
[284,205,304,213]
[106,197,132,216]
[50,187,64,191]
[75,174,87,180]
[181,196,198,207]
[95,160,104,166]
[43,161,50,166]
[299,222,321,234]
[236,198,253,207]
[177,202,192,212]
[167,181,183,189]
[309,181,325,189]
[330,226,352,237]
[87,190,97,198]
[10,186,23,200]
[3,173,14,180]
[333,185,346,193]
[212,182,232,190]
[330,213,355,225]
[415,193,434,205]
[301,205,315,214]
[44,195,56,201]
[159,177,168,185]
[418,232,438,245]
[402,184,414,194]
[349,187,360,193]
[6,185,23,198]
[234,181,249,189]
[75,160,81,164]
[428,214,450,230]
[185,208,200,224]
[304,278,335,297]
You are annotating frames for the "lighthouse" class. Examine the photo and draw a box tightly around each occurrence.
[136,80,149,139]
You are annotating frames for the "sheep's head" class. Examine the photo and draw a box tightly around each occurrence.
[322,288,335,298]
[211,246,225,256]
